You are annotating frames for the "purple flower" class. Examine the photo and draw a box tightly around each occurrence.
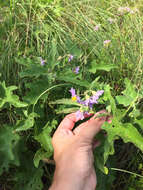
[118,7,129,14]
[118,6,136,15]
[94,25,100,31]
[70,88,104,119]
[84,90,104,109]
[125,7,131,12]
[69,88,80,101]
[104,40,111,47]
[91,90,104,102]
[40,57,45,66]
[90,96,98,104]
[108,18,116,24]
[68,54,74,62]
[76,110,85,120]
[69,87,76,97]
[77,98,85,105]
[73,66,80,74]
[76,96,81,103]
[76,110,91,120]
[95,90,104,97]
[84,97,96,109]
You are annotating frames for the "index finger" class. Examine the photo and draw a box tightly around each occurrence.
[58,112,93,131]
[58,113,77,131]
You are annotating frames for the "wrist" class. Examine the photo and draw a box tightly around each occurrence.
[50,160,86,190]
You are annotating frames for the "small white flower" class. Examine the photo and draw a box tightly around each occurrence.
[108,18,116,24]
[93,24,100,31]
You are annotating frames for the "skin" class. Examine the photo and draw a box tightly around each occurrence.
[50,110,110,190]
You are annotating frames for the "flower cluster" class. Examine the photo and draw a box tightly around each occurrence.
[103,40,111,47]
[118,7,139,15]
[108,18,116,24]
[69,88,104,120]
[93,24,100,31]
[73,66,80,74]
[68,54,74,62]
[40,57,45,66]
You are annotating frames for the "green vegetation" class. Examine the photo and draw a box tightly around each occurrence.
[0,0,143,189]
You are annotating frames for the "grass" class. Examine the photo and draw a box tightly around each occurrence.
[1,0,143,85]
[0,0,143,189]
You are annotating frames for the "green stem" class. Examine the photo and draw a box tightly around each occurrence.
[94,113,110,119]
[110,168,143,178]
[32,83,69,113]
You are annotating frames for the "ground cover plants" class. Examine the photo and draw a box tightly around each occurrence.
[0,0,143,189]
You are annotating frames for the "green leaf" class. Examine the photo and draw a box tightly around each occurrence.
[89,76,101,90]
[123,78,137,98]
[34,120,57,153]
[103,137,115,163]
[23,79,49,104]
[104,85,116,116]
[19,64,48,78]
[14,151,43,190]
[0,83,6,98]
[120,123,143,151]
[116,78,138,107]
[116,96,133,106]
[134,118,143,130]
[89,61,118,73]
[35,128,53,153]
[34,148,50,168]
[102,122,143,153]
[71,47,83,58]
[58,75,90,87]
[50,98,80,106]
[101,121,143,169]
[129,108,140,118]
[15,113,38,132]
[0,126,20,175]
[0,82,28,108]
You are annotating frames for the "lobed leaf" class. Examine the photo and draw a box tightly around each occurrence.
[104,85,117,116]
[102,122,143,155]
[134,118,143,131]
[0,82,27,108]
[15,113,38,132]
[19,64,48,78]
[116,78,138,107]
[34,148,50,168]
[58,75,90,87]
[89,61,118,73]
[23,79,49,104]
[0,126,20,175]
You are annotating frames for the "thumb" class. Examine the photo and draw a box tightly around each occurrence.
[77,115,106,142]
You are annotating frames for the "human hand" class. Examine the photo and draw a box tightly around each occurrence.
[50,110,109,190]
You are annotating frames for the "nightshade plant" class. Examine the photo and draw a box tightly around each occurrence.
[0,0,143,189]
[69,87,104,120]
[52,78,143,175]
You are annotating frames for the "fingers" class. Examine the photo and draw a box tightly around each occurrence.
[58,113,77,131]
[74,110,106,135]
[76,110,107,142]
[58,112,93,131]
[80,117,106,141]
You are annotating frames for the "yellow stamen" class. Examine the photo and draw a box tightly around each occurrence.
[72,96,77,101]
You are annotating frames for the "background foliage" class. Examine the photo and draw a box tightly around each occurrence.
[0,0,143,189]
